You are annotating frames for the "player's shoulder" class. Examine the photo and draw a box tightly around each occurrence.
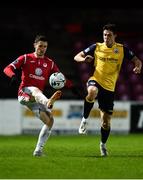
[115,42,124,47]
[44,56,54,62]
[23,53,34,59]
[96,42,106,48]
[44,56,57,66]
[96,42,102,46]
[17,53,32,60]
[26,53,33,56]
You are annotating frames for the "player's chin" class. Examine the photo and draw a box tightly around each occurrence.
[38,51,45,56]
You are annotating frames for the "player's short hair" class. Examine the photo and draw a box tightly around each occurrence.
[103,23,117,34]
[34,35,48,43]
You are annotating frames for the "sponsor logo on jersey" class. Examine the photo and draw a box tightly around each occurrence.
[99,56,118,62]
[29,74,45,80]
[35,68,43,76]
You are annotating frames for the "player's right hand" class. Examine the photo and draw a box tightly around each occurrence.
[10,75,18,86]
[85,55,94,63]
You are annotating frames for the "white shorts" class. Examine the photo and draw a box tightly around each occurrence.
[18,87,51,118]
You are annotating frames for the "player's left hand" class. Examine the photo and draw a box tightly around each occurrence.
[10,75,19,86]
[133,67,141,74]
[85,55,94,63]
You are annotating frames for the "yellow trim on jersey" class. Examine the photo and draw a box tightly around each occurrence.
[89,42,124,91]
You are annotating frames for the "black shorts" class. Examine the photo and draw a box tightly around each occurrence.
[87,80,115,115]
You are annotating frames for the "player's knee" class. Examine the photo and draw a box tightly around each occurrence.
[45,114,54,127]
[88,87,98,99]
[102,121,110,130]
[18,95,30,105]
[33,109,41,118]
[101,114,111,130]
[40,110,54,127]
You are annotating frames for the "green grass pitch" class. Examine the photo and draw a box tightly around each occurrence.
[0,133,143,179]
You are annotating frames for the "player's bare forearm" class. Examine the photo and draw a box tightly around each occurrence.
[74,52,94,63]
[74,51,85,62]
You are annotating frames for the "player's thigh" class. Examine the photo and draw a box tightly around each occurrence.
[98,88,114,114]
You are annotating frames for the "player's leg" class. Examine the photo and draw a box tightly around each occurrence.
[98,89,114,156]
[100,111,111,157]
[18,88,62,156]
[32,90,62,156]
[33,109,54,156]
[32,91,62,156]
[47,90,62,108]
[79,80,98,134]
[22,86,62,108]
[18,93,51,156]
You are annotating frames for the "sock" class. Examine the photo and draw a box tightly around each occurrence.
[35,124,51,152]
[81,117,86,122]
[83,97,95,119]
[101,126,110,144]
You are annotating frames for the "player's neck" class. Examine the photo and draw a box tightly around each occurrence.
[105,42,115,48]
[34,52,44,58]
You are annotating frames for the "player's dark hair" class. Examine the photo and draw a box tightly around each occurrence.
[103,23,117,34]
[34,35,48,43]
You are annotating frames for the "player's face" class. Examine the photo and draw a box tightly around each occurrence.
[34,41,48,57]
[103,30,116,48]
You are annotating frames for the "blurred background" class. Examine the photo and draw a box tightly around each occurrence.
[0,8,143,135]
[0,9,143,178]
[1,7,143,101]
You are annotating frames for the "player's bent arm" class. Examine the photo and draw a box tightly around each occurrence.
[74,51,94,63]
[74,51,86,62]
[132,56,142,74]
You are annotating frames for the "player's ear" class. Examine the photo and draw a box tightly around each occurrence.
[114,33,117,38]
[33,43,36,48]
